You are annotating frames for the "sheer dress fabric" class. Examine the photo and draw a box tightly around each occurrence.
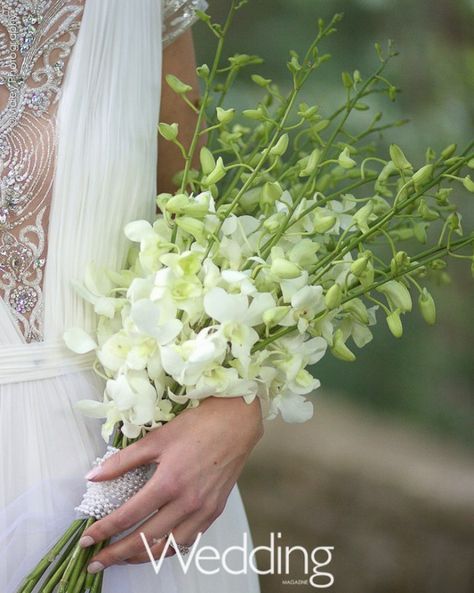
[0,1,261,591]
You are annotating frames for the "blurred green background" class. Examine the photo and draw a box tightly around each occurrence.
[193,0,474,448]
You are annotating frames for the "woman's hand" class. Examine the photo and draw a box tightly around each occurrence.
[79,395,264,572]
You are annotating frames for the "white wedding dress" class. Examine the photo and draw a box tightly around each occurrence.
[0,1,261,591]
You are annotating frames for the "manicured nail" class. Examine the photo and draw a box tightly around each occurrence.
[79,536,95,548]
[85,467,102,480]
[87,561,105,574]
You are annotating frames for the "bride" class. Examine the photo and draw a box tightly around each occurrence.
[0,1,263,591]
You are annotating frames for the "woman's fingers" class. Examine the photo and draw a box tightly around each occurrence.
[80,463,179,546]
[86,497,197,572]
[85,437,159,482]
[126,510,215,564]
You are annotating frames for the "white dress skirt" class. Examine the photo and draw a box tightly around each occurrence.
[0,1,261,591]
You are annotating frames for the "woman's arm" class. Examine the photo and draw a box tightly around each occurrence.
[156,29,204,195]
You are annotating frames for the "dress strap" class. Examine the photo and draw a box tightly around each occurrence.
[0,340,95,385]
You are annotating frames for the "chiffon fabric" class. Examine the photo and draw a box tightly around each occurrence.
[0,1,260,591]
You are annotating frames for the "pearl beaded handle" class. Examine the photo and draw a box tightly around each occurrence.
[75,446,152,520]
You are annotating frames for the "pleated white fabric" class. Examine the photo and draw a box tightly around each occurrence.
[0,1,261,591]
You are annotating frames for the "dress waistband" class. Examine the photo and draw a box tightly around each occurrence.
[0,339,96,385]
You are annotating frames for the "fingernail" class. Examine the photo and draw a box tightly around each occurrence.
[85,467,102,480]
[79,536,95,548]
[87,561,105,574]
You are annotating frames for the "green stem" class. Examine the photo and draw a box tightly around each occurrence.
[58,518,95,593]
[16,520,86,593]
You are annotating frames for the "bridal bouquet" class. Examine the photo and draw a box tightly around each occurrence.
[16,2,473,592]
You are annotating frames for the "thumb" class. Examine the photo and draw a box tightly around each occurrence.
[85,439,156,482]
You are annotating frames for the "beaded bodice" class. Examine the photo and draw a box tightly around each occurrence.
[0,0,84,343]
[0,0,206,344]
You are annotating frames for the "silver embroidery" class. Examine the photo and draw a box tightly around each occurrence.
[162,0,208,48]
[0,0,84,342]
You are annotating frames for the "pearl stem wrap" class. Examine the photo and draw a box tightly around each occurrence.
[75,446,151,520]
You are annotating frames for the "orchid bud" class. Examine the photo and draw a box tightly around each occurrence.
[299,148,321,177]
[166,74,192,94]
[331,329,356,362]
[269,134,289,157]
[338,147,356,169]
[441,143,457,159]
[200,146,216,175]
[447,212,461,231]
[175,217,206,242]
[463,175,474,193]
[270,258,301,279]
[390,251,410,275]
[216,107,235,124]
[353,201,374,233]
[263,306,291,328]
[350,254,370,277]
[251,74,272,87]
[311,119,330,133]
[261,182,283,208]
[205,157,226,186]
[418,288,436,325]
[158,122,179,141]
[289,239,319,267]
[313,213,336,233]
[163,193,189,214]
[342,298,369,324]
[325,284,342,309]
[377,280,412,312]
[386,310,403,338]
[389,144,412,172]
[196,64,210,79]
[264,212,287,233]
[243,107,266,121]
[156,192,173,211]
[412,164,433,189]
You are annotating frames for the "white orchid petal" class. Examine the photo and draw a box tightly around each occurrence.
[63,327,97,354]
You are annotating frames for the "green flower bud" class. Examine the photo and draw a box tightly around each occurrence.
[463,175,474,193]
[270,258,301,279]
[418,199,439,221]
[263,306,291,327]
[350,254,370,277]
[467,158,474,169]
[216,107,235,124]
[389,144,412,172]
[261,182,283,208]
[414,222,428,243]
[377,280,412,312]
[175,217,206,242]
[390,251,410,275]
[269,134,289,157]
[299,148,321,177]
[163,193,189,214]
[353,201,374,233]
[447,212,461,231]
[205,157,226,186]
[325,284,342,309]
[441,143,457,159]
[435,188,452,205]
[251,74,272,87]
[196,64,210,79]
[289,239,320,267]
[418,288,436,325]
[166,74,192,94]
[341,71,353,89]
[156,192,173,212]
[331,329,356,362]
[342,298,369,325]
[200,146,216,175]
[386,310,403,338]
[412,164,433,189]
[312,119,330,132]
[158,122,179,141]
[242,107,266,120]
[298,104,319,119]
[338,147,356,169]
[264,212,287,233]
[313,214,336,234]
